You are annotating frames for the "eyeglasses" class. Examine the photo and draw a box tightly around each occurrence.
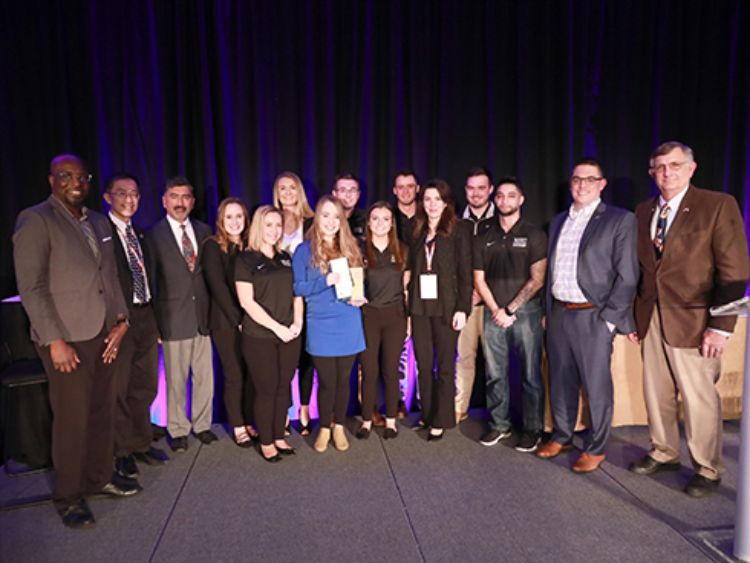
[110,190,140,200]
[570,176,603,186]
[650,161,688,174]
[56,171,93,184]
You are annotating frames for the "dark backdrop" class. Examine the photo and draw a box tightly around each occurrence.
[2,0,749,297]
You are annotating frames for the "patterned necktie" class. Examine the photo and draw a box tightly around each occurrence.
[125,224,148,302]
[180,224,196,272]
[653,203,670,258]
[79,217,101,262]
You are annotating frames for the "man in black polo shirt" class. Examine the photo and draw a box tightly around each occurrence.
[332,172,366,243]
[392,169,420,247]
[473,177,547,452]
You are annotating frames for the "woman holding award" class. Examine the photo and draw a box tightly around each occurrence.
[357,202,408,440]
[407,180,472,441]
[292,196,366,453]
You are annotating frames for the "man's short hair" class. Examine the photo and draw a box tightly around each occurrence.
[649,141,694,168]
[572,157,604,178]
[466,166,492,184]
[334,171,359,186]
[165,175,194,194]
[393,169,419,185]
[105,173,140,193]
[495,176,523,195]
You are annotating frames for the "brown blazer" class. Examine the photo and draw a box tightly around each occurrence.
[634,185,749,347]
[13,195,128,345]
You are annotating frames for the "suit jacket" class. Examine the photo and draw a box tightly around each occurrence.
[200,238,243,331]
[546,201,638,333]
[634,185,749,347]
[108,217,153,311]
[13,195,128,345]
[407,221,472,322]
[145,217,212,341]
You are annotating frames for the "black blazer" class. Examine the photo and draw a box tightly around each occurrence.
[407,221,472,322]
[145,217,212,340]
[108,217,153,311]
[201,238,243,331]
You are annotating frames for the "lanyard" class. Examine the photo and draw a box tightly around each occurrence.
[424,239,436,272]
[115,224,146,272]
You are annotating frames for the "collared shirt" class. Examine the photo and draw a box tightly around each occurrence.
[166,214,198,252]
[649,185,689,239]
[551,198,600,303]
[109,211,151,303]
[364,244,407,308]
[473,218,547,307]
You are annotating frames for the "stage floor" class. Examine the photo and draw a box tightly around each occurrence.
[0,413,741,562]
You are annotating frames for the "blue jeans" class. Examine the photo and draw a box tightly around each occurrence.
[482,301,544,434]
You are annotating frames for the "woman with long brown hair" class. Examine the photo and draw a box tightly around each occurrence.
[292,195,366,452]
[357,202,408,439]
[201,197,257,447]
[407,179,472,441]
[273,172,316,434]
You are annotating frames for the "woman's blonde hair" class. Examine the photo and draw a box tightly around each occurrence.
[272,171,314,220]
[248,205,284,253]
[308,195,362,274]
[213,197,250,253]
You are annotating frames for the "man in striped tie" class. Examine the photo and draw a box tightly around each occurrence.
[104,174,169,480]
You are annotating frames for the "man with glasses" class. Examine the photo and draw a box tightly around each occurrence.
[13,154,140,528]
[103,174,169,480]
[332,172,366,243]
[537,158,638,473]
[628,141,749,497]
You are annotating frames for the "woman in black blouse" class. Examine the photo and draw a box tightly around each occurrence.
[201,197,257,447]
[235,206,303,462]
[407,180,472,441]
[357,202,408,440]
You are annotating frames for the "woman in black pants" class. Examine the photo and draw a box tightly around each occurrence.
[235,206,303,462]
[407,180,472,441]
[357,202,408,440]
[202,197,257,447]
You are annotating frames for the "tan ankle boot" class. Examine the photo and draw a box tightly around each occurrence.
[314,428,331,453]
[332,425,349,451]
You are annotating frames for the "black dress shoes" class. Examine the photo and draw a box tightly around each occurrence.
[133,447,170,465]
[383,428,398,440]
[196,430,218,444]
[170,436,189,452]
[629,455,681,476]
[355,426,371,440]
[685,474,721,498]
[258,448,282,463]
[60,500,95,529]
[97,473,143,498]
[115,455,139,479]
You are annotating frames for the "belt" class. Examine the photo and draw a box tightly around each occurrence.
[133,301,152,309]
[555,300,594,311]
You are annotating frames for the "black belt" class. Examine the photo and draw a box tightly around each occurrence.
[133,301,151,309]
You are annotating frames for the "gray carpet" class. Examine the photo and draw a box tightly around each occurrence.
[0,416,742,562]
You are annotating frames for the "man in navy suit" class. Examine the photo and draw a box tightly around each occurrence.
[536,158,638,473]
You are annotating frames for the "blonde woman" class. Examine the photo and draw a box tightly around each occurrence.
[201,197,257,447]
[235,206,303,463]
[292,196,366,452]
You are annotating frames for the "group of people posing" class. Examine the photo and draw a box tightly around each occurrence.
[12,140,749,529]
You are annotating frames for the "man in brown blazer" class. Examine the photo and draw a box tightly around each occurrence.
[13,154,142,528]
[628,141,749,497]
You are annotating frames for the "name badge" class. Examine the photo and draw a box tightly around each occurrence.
[419,273,438,300]
[512,237,528,248]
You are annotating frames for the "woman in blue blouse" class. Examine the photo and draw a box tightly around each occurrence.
[292,195,366,453]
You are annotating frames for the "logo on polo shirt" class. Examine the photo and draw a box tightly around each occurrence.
[512,237,528,248]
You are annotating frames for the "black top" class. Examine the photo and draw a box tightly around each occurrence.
[472,218,547,308]
[407,221,472,321]
[394,207,416,247]
[234,250,295,339]
[364,244,407,308]
[201,238,243,330]
[348,208,367,243]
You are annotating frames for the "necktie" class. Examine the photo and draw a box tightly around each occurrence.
[125,224,148,302]
[180,224,196,272]
[79,217,101,262]
[653,204,670,258]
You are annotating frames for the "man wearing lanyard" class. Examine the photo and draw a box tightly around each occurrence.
[538,158,638,473]
[103,174,169,480]
[628,141,749,497]
[455,167,495,424]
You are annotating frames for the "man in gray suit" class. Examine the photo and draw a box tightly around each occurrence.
[13,154,141,529]
[146,176,216,451]
[536,158,638,473]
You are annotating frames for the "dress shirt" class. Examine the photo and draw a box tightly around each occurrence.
[551,198,600,303]
[109,212,151,303]
[649,185,689,239]
[166,214,198,254]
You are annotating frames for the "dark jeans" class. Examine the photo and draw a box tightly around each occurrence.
[313,355,357,427]
[482,301,544,434]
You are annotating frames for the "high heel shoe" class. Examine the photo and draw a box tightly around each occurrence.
[314,428,331,453]
[332,425,349,451]
[383,427,398,440]
[233,427,253,449]
[356,425,371,440]
[276,445,296,456]
[298,421,312,436]
[257,446,282,463]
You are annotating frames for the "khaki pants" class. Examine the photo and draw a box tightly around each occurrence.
[454,305,484,414]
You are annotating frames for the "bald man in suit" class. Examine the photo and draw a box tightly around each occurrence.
[628,141,749,497]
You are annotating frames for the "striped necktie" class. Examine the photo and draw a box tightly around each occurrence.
[653,204,670,258]
[125,224,148,302]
